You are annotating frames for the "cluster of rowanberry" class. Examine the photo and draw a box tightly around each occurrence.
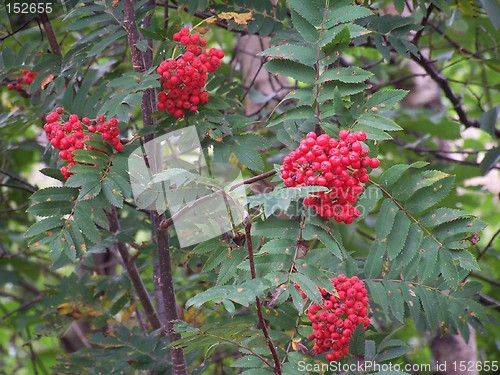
[304,275,370,361]
[7,69,38,91]
[43,108,123,179]
[280,130,380,224]
[156,27,224,118]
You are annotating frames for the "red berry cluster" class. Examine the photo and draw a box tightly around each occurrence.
[304,275,370,361]
[280,130,380,224]
[43,108,123,179]
[7,69,38,91]
[156,27,224,118]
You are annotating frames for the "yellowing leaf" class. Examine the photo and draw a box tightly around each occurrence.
[41,74,56,90]
[122,303,136,321]
[217,11,254,25]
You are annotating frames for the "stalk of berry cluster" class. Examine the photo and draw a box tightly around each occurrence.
[122,0,187,374]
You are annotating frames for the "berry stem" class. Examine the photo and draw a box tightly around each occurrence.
[244,220,283,375]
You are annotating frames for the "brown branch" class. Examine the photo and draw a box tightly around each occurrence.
[108,210,161,330]
[410,52,500,137]
[39,11,61,55]
[245,220,282,375]
[122,1,187,373]
[232,169,277,188]
[151,214,187,374]
[412,3,434,44]
[470,273,500,288]
[390,139,489,168]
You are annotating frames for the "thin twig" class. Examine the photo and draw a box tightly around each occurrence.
[476,227,500,261]
[411,52,499,137]
[245,220,282,375]
[470,273,500,288]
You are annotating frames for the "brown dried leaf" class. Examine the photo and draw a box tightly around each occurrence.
[41,74,56,90]
[217,11,254,25]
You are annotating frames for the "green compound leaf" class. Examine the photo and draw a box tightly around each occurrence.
[318,67,373,84]
[264,60,316,84]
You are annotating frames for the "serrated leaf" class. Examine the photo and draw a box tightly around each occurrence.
[366,281,390,317]
[218,248,247,285]
[318,82,368,102]
[25,217,63,238]
[291,10,319,44]
[386,211,411,260]
[61,229,77,261]
[352,123,394,140]
[27,201,73,217]
[378,164,411,188]
[260,44,319,67]
[405,175,455,214]
[400,282,421,323]
[68,221,87,254]
[185,279,271,308]
[416,286,441,330]
[479,105,499,136]
[357,114,402,131]
[419,237,440,283]
[365,89,408,111]
[264,60,316,84]
[393,170,451,201]
[288,0,323,25]
[419,208,471,227]
[395,223,423,269]
[375,199,399,238]
[383,281,405,323]
[439,248,460,289]
[324,5,373,28]
[72,149,111,167]
[231,143,264,172]
[48,232,63,262]
[480,146,500,176]
[432,218,486,246]
[364,241,386,278]
[348,324,366,356]
[375,345,410,362]
[30,187,78,203]
[75,203,104,242]
[40,168,66,182]
[302,224,342,259]
[296,262,335,293]
[252,218,300,239]
[290,285,306,312]
[260,239,295,254]
[291,272,322,303]
[284,88,316,106]
[102,178,124,208]
[452,250,480,272]
[268,106,316,127]
[356,185,382,220]
[203,243,230,272]
[318,67,373,84]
